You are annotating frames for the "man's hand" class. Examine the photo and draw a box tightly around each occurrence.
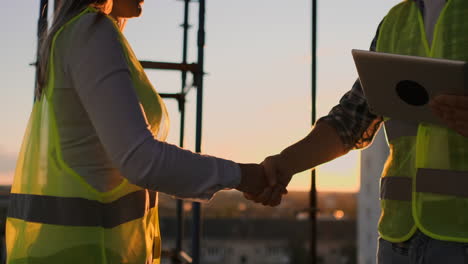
[244,155,292,207]
[240,121,348,206]
[235,163,270,195]
[430,95,468,137]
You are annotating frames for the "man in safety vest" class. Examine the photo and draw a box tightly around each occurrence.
[247,0,468,263]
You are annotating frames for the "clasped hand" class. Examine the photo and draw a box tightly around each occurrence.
[236,155,293,207]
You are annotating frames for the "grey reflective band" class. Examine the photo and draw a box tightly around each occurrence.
[416,168,468,198]
[380,176,412,201]
[384,119,419,142]
[7,190,156,228]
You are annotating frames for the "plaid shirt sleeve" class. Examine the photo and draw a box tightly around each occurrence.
[317,21,384,151]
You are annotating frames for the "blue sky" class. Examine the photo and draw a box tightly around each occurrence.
[0,0,400,191]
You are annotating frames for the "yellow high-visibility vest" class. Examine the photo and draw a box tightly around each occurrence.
[6,7,169,263]
[376,0,468,243]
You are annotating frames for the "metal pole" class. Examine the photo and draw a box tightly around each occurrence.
[179,0,190,147]
[192,0,206,263]
[175,199,184,261]
[174,0,191,262]
[310,0,318,263]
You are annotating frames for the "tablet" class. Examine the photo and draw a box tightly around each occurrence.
[352,49,468,125]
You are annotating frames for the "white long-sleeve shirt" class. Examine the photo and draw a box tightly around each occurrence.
[52,12,241,200]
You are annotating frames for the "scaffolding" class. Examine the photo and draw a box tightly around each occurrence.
[34,1,320,263]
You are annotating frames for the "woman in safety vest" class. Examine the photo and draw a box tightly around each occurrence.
[6,0,269,263]
[247,0,468,263]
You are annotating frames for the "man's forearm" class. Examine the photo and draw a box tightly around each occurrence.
[277,121,349,175]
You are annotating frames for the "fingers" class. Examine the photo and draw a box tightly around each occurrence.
[252,187,274,205]
[430,95,468,137]
[241,155,292,207]
[266,185,286,207]
[432,105,468,122]
[243,192,255,201]
[432,95,468,110]
[280,184,288,195]
[261,156,278,187]
[244,185,286,207]
[260,156,286,206]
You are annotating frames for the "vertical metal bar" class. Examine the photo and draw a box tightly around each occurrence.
[192,0,206,263]
[310,0,318,263]
[179,0,190,147]
[174,1,191,262]
[191,202,201,264]
[195,0,205,155]
[175,199,184,255]
[34,0,49,101]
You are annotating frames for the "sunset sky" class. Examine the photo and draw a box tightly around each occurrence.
[0,0,400,192]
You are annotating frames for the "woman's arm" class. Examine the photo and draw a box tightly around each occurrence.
[65,13,265,199]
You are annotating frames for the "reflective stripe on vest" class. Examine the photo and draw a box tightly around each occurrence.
[416,169,468,198]
[8,190,157,228]
[380,170,468,201]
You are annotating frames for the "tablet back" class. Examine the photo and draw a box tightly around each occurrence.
[352,49,468,125]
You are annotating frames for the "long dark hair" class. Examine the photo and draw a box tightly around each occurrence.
[36,0,109,98]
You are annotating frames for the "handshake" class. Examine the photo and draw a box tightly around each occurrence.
[235,154,294,207]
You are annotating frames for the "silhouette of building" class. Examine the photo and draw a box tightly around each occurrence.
[160,217,356,264]
[358,129,388,264]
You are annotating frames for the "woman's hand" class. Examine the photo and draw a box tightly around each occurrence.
[430,95,468,137]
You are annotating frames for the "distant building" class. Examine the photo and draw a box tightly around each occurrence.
[159,218,356,264]
[358,129,389,264]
